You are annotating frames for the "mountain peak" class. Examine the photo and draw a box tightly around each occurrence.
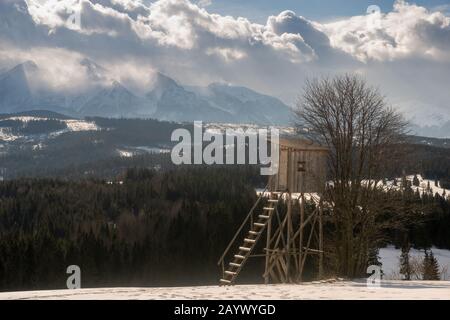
[154,72,178,88]
[148,72,180,100]
[20,60,38,71]
[80,58,109,82]
[0,61,35,113]
[109,80,133,95]
[1,61,38,81]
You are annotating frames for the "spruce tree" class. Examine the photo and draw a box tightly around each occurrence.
[428,251,440,280]
[401,176,408,190]
[368,247,382,267]
[422,249,440,280]
[368,246,383,279]
[413,175,420,187]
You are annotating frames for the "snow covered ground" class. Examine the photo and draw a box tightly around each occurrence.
[380,246,450,280]
[116,146,171,158]
[384,174,449,197]
[257,174,449,206]
[1,280,449,300]
[0,116,100,142]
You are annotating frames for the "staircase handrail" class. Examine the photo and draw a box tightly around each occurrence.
[217,179,272,268]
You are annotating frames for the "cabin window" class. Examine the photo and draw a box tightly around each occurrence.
[297,161,306,172]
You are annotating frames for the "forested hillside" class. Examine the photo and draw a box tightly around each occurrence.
[0,166,264,290]
[0,166,449,291]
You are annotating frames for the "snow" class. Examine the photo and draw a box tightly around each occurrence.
[134,146,171,154]
[116,146,171,158]
[117,149,134,158]
[256,173,450,209]
[204,123,296,136]
[8,116,42,122]
[383,174,449,197]
[256,189,321,204]
[4,116,99,133]
[65,119,99,132]
[0,116,100,142]
[379,246,450,280]
[32,143,44,150]
[0,128,20,141]
[1,280,449,300]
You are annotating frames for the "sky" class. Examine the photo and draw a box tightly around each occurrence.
[1,0,450,132]
[190,0,450,23]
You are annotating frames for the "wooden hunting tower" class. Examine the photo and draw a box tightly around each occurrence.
[218,137,329,285]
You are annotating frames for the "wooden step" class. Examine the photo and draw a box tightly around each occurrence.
[239,246,251,252]
[234,255,245,259]
[254,222,265,227]
[268,199,278,203]
[258,215,270,219]
[263,207,274,211]
[225,271,237,276]
[249,231,260,235]
[220,279,231,284]
[244,238,256,244]
[229,262,241,267]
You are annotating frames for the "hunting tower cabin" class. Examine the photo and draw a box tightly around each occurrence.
[218,137,329,285]
[270,137,328,194]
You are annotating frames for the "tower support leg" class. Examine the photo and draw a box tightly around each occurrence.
[298,193,305,282]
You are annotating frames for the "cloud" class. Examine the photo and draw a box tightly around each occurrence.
[197,0,211,8]
[322,1,450,62]
[0,44,101,93]
[24,0,317,61]
[0,0,449,128]
[3,0,322,96]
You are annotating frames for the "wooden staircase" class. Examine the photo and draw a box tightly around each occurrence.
[219,194,280,285]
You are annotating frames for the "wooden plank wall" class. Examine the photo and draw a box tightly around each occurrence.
[271,147,327,193]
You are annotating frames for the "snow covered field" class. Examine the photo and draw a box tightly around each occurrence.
[1,280,449,300]
[386,174,449,197]
[0,116,99,142]
[2,243,450,300]
[380,246,450,280]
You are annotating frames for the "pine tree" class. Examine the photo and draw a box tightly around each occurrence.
[368,246,382,267]
[367,246,384,279]
[422,249,440,280]
[401,176,408,189]
[428,251,440,280]
[427,181,431,192]
[413,175,420,187]
[400,244,411,280]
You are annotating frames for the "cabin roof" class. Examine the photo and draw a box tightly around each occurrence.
[273,136,329,151]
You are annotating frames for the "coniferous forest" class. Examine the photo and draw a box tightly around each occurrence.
[0,164,450,291]
[0,166,265,290]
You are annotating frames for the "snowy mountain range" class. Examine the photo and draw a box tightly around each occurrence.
[0,60,293,125]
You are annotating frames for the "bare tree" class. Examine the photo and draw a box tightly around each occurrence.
[295,74,408,277]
